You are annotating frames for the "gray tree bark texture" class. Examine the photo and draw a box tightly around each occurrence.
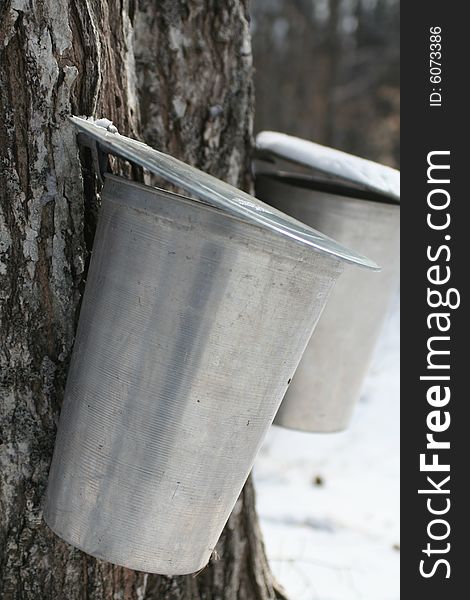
[0,1,286,599]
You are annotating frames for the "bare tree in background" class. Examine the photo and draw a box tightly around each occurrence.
[252,0,400,167]
[0,2,286,599]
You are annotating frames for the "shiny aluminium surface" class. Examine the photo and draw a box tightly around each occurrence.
[70,116,378,270]
[255,175,400,432]
[44,175,344,574]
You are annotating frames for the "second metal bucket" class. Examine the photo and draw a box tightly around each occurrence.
[254,131,400,432]
[43,118,377,575]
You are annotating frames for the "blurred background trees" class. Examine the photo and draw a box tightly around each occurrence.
[251,0,399,168]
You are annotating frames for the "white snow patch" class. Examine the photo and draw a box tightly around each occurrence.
[254,293,400,600]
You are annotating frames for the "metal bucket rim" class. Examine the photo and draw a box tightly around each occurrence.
[254,131,400,203]
[71,117,379,271]
[255,172,401,208]
[103,174,348,268]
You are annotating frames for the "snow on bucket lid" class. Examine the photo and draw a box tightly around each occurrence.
[254,131,400,202]
[71,116,379,270]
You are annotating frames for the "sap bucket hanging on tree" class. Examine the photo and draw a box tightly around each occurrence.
[254,131,400,433]
[43,117,377,575]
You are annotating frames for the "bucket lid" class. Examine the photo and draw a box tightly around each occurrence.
[71,116,378,270]
[254,131,400,202]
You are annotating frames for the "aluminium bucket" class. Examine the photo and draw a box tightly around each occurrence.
[43,118,377,575]
[254,131,400,433]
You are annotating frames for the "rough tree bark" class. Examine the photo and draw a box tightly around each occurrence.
[0,1,286,599]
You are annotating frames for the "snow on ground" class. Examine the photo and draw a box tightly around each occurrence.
[253,293,400,600]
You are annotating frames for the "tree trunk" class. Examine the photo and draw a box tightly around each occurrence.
[0,2,285,599]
